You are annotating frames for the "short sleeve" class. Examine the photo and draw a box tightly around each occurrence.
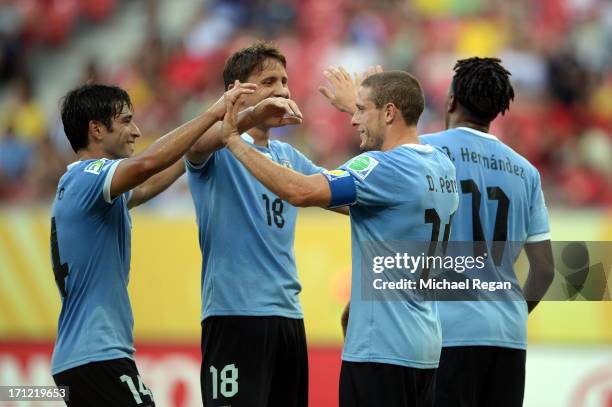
[526,169,551,242]
[76,158,125,211]
[102,160,123,204]
[339,153,398,207]
[287,146,325,176]
[185,152,216,175]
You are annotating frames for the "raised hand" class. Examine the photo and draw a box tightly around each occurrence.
[219,80,252,144]
[251,97,303,128]
[319,65,383,114]
[362,65,384,82]
[209,81,257,120]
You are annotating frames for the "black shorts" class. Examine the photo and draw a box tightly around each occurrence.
[434,346,526,407]
[52,358,155,407]
[201,316,308,407]
[340,361,436,407]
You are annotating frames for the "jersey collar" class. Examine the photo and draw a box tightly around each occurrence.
[456,126,499,141]
[401,143,434,153]
[67,161,82,170]
[241,132,271,148]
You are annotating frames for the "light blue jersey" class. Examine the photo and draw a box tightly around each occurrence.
[420,127,550,349]
[325,144,459,368]
[187,133,324,321]
[50,159,134,374]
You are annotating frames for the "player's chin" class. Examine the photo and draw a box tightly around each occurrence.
[124,144,135,157]
[360,136,376,152]
[358,134,367,151]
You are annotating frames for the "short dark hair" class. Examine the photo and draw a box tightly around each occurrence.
[60,84,132,153]
[222,41,286,90]
[451,57,515,122]
[361,71,425,126]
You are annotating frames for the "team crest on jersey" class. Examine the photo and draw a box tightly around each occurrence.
[347,154,378,179]
[84,159,108,175]
[280,159,292,168]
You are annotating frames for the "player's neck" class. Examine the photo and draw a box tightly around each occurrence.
[249,127,270,147]
[381,125,419,151]
[77,146,113,162]
[449,118,490,134]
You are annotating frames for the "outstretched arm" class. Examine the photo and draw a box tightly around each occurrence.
[128,95,306,208]
[127,160,185,209]
[185,109,256,166]
[110,81,256,200]
[186,97,303,165]
[221,92,332,208]
[227,137,331,207]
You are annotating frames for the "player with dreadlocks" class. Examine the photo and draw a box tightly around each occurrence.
[419,57,554,407]
[444,57,514,127]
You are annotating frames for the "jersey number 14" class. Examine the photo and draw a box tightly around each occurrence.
[51,217,69,297]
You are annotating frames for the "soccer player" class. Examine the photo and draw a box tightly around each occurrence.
[217,70,459,407]
[50,82,255,406]
[420,57,554,407]
[185,41,332,407]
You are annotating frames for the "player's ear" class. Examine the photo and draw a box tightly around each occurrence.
[384,103,396,124]
[447,94,457,113]
[88,120,104,142]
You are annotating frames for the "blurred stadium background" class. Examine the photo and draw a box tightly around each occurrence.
[0,0,610,406]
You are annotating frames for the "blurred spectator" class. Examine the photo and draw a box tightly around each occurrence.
[185,5,239,57]
[250,0,297,37]
[0,0,610,207]
[0,0,25,83]
[2,75,47,143]
[25,133,68,202]
[547,51,589,106]
[80,0,117,22]
[0,123,31,198]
